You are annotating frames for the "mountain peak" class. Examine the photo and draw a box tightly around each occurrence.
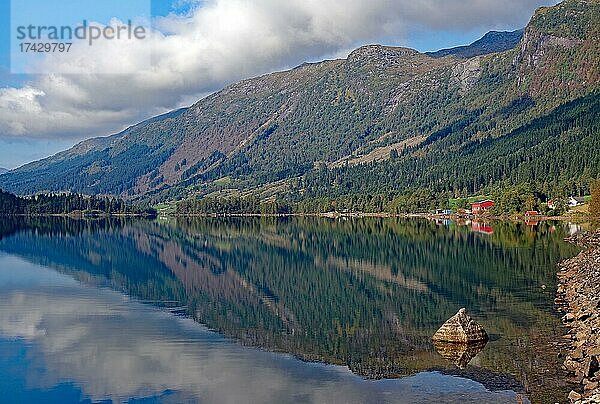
[427,29,524,59]
[346,45,431,76]
[349,45,419,58]
[0,0,597,201]
[347,45,420,65]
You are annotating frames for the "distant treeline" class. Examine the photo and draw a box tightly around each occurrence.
[0,189,156,216]
[174,193,449,215]
[177,181,600,216]
[177,196,292,215]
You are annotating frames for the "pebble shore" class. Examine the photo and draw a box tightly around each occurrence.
[557,231,600,403]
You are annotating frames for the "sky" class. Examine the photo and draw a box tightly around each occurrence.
[0,0,560,169]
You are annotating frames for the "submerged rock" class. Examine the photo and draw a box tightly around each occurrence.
[432,308,489,343]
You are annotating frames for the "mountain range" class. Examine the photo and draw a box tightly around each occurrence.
[426,29,524,59]
[1,0,599,205]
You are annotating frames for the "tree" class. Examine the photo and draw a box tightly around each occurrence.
[455,198,470,210]
[551,197,569,216]
[590,180,600,217]
[525,195,536,212]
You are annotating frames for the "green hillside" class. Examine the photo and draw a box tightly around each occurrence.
[0,0,598,211]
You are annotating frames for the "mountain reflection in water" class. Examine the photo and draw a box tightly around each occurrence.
[0,217,581,402]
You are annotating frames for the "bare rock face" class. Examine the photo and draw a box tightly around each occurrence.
[450,57,482,95]
[432,308,489,343]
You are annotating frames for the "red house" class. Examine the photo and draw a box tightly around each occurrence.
[472,200,495,215]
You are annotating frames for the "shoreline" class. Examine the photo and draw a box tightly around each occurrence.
[0,213,156,218]
[556,231,600,403]
[3,212,597,222]
[162,212,596,221]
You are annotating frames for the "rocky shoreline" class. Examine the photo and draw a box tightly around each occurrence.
[556,230,600,403]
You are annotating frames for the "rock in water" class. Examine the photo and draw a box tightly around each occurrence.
[432,308,489,343]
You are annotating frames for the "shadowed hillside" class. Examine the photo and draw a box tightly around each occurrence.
[1,0,598,206]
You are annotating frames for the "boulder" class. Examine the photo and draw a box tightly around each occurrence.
[584,356,599,378]
[568,390,582,402]
[432,308,489,343]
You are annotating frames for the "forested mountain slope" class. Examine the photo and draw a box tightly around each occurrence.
[1,0,598,204]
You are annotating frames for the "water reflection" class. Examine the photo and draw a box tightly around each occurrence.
[471,221,494,235]
[0,254,522,404]
[0,217,583,402]
[433,341,488,370]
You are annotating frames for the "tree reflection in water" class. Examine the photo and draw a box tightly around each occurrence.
[0,216,581,401]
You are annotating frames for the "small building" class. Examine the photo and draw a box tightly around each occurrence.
[472,200,495,215]
[525,211,540,217]
[548,197,586,210]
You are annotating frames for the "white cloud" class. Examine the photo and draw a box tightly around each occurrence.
[0,0,558,141]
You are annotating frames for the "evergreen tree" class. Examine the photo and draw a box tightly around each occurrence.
[590,180,600,217]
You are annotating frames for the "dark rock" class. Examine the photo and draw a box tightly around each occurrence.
[578,312,591,322]
[584,356,599,378]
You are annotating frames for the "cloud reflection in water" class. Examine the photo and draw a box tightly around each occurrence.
[0,254,521,403]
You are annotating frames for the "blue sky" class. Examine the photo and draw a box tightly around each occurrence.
[0,0,172,168]
[0,0,157,167]
[0,0,557,169]
[0,0,178,85]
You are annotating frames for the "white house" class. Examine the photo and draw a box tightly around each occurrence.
[548,197,586,210]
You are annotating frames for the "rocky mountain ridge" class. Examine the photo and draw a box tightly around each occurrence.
[0,0,598,203]
[427,29,524,59]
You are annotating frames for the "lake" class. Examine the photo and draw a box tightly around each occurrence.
[0,217,583,403]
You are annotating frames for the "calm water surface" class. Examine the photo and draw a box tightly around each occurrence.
[0,217,584,403]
